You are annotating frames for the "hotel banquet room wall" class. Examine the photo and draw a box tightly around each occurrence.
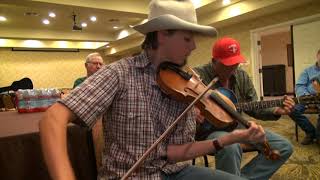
[0,2,320,89]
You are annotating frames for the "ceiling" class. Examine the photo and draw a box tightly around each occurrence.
[0,0,317,56]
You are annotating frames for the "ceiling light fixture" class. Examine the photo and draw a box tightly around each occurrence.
[0,16,7,21]
[81,22,87,27]
[49,12,56,18]
[90,16,96,22]
[229,7,241,17]
[113,26,119,29]
[42,19,50,25]
[191,0,201,8]
[223,0,231,6]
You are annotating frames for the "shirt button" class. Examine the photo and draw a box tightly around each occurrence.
[128,112,134,118]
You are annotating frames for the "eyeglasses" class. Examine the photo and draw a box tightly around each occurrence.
[87,62,104,66]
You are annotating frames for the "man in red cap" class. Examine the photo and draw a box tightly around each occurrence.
[194,37,295,180]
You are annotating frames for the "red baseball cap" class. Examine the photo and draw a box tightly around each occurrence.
[212,37,246,66]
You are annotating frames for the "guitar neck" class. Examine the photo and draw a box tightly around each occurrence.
[236,97,299,111]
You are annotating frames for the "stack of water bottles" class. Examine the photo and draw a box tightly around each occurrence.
[15,88,61,113]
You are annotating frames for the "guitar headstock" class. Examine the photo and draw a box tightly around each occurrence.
[299,94,320,105]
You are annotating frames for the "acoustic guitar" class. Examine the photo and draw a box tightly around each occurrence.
[196,87,320,140]
[216,87,320,112]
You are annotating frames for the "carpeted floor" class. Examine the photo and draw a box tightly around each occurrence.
[194,114,320,180]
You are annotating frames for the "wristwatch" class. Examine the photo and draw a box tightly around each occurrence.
[212,138,224,152]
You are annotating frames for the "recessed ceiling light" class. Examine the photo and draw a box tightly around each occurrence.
[81,22,87,27]
[118,30,129,39]
[42,19,50,25]
[191,0,201,8]
[223,0,231,6]
[49,12,56,18]
[229,7,241,16]
[113,26,119,29]
[90,16,96,22]
[0,16,7,21]
[23,40,43,47]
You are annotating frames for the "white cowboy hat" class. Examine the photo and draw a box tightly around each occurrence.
[133,0,217,36]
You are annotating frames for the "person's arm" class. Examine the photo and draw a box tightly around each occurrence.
[296,69,311,97]
[39,103,77,180]
[238,71,279,120]
[166,121,265,162]
[235,70,293,119]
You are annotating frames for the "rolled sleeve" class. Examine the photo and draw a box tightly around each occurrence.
[60,65,120,129]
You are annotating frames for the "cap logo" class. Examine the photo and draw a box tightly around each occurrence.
[228,44,237,54]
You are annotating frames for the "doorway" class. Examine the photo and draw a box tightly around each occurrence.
[251,15,320,100]
[251,26,294,100]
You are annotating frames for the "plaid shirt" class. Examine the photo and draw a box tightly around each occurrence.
[60,52,196,179]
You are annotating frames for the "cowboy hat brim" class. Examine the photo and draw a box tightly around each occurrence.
[133,14,218,36]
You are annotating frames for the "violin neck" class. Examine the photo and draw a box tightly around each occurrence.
[211,92,250,128]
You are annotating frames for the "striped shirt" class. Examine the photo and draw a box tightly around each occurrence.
[60,52,196,179]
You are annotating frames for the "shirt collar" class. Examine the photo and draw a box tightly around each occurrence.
[133,51,152,68]
[210,62,237,88]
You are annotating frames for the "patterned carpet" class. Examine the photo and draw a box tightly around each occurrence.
[194,115,320,180]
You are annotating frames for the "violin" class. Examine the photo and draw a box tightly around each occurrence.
[156,61,280,160]
[157,62,237,130]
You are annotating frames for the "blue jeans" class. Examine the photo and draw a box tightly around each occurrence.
[161,165,247,180]
[206,130,293,180]
[289,104,320,138]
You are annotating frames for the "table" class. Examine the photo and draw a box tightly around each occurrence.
[0,111,97,180]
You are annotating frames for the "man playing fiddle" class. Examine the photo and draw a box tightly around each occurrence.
[39,1,267,179]
[194,37,295,180]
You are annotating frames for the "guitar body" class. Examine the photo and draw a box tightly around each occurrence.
[195,87,239,140]
[215,87,238,105]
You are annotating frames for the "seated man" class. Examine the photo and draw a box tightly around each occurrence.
[194,37,294,180]
[39,1,267,180]
[289,49,320,145]
[73,52,104,88]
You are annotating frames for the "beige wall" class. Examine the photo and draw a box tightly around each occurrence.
[261,31,291,66]
[1,2,320,89]
[293,19,320,82]
[261,31,294,93]
[0,48,117,89]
